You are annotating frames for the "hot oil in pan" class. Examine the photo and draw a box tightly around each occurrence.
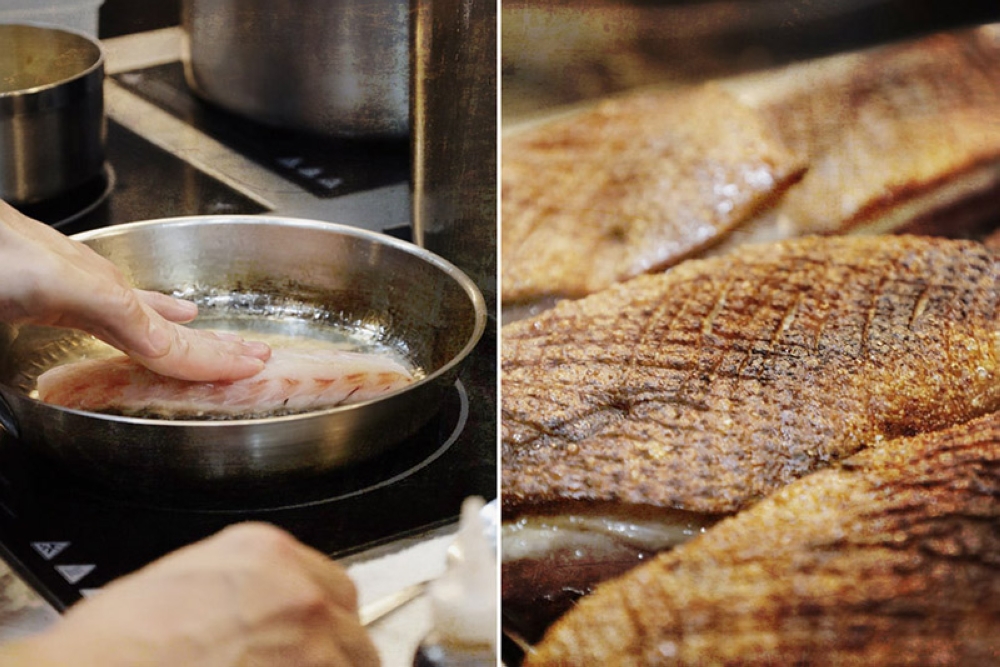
[187,287,424,373]
[190,291,429,420]
[196,321,415,368]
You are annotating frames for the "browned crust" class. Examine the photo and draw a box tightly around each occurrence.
[502,235,1000,516]
[527,410,1000,666]
[504,27,1000,312]
[754,27,1000,236]
[501,83,805,305]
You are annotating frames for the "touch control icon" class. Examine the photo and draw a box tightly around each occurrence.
[55,564,95,585]
[31,541,70,561]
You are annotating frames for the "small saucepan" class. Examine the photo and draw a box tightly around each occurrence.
[0,216,487,492]
[0,23,106,205]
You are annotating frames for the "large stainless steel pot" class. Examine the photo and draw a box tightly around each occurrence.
[180,0,409,138]
[0,216,486,492]
[0,24,105,205]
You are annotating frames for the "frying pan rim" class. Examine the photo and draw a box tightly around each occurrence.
[6,214,487,428]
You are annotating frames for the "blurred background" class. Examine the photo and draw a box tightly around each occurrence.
[98,0,179,36]
[502,0,1000,122]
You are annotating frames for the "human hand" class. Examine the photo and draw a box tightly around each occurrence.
[0,200,269,381]
[6,523,380,667]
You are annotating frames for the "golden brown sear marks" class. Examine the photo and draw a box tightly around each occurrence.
[502,235,1000,516]
[527,410,1000,666]
[501,84,805,305]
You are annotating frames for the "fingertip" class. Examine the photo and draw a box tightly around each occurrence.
[237,356,267,378]
[170,296,198,315]
[243,341,272,361]
[203,355,266,382]
[173,300,199,323]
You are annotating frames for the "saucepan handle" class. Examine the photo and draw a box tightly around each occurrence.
[0,391,21,439]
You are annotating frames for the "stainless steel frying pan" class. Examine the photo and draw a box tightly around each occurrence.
[0,216,487,491]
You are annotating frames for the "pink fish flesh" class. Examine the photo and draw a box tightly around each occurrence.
[36,347,416,418]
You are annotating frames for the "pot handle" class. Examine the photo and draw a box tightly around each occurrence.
[0,392,21,439]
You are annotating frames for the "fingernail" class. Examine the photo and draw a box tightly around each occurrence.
[175,300,198,317]
[241,357,266,375]
[243,341,272,359]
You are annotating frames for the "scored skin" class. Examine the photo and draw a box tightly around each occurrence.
[527,410,1000,667]
[502,235,1000,516]
[501,83,805,305]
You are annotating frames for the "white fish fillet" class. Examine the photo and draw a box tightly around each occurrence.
[35,342,416,418]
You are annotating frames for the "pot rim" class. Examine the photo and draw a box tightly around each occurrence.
[0,23,105,113]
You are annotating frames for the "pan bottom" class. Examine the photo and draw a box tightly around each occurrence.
[3,379,468,513]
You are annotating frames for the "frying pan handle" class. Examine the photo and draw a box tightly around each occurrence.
[0,392,20,439]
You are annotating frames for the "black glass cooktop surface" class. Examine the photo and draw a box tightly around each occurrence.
[15,118,269,233]
[112,61,409,198]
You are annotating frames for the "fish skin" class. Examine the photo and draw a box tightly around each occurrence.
[502,235,1000,516]
[36,346,415,418]
[501,84,805,305]
[526,409,1000,667]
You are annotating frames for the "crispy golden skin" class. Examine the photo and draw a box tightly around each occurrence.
[503,27,1000,311]
[527,410,1000,666]
[501,84,804,305]
[502,235,1000,516]
[758,27,1000,236]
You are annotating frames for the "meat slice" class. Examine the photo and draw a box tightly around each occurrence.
[502,235,1000,517]
[719,25,1000,244]
[36,340,415,418]
[503,26,1000,316]
[501,83,804,306]
[501,502,722,645]
[527,410,1000,666]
